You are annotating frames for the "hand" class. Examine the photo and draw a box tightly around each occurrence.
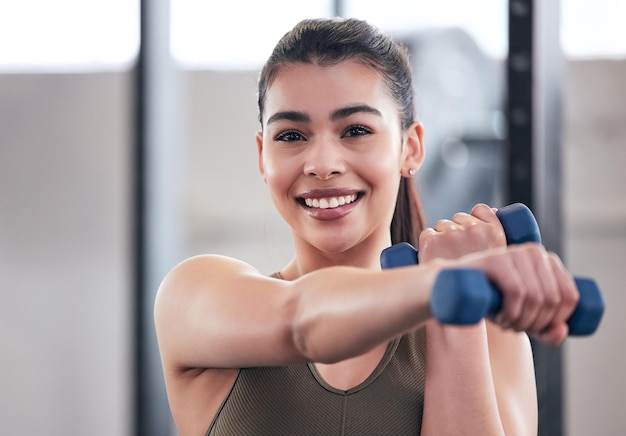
[419,203,507,263]
[458,243,580,346]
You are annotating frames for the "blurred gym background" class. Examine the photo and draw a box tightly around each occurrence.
[1,0,624,435]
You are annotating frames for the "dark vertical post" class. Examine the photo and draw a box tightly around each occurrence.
[134,0,182,434]
[133,0,148,433]
[507,1,564,435]
[507,0,534,207]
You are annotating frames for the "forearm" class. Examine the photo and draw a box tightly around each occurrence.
[290,262,443,363]
[418,204,522,434]
[421,321,505,436]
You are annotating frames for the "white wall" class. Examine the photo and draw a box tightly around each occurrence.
[0,72,133,435]
[183,70,294,272]
[563,60,626,436]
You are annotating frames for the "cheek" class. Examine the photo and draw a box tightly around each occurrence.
[263,154,298,195]
[360,144,402,178]
[358,145,403,201]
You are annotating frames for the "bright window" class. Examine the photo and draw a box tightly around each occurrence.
[0,0,139,72]
[561,0,626,59]
[169,0,626,68]
[344,0,508,59]
[170,0,334,69]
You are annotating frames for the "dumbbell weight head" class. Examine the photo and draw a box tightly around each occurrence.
[496,203,542,245]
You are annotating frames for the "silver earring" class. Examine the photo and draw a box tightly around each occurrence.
[408,168,416,176]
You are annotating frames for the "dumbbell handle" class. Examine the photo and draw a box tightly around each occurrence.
[431,269,604,336]
[380,203,605,336]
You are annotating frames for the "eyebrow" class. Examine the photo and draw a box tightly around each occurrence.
[266,111,310,125]
[330,104,382,121]
[266,104,382,126]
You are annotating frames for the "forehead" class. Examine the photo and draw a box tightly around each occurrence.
[263,61,396,120]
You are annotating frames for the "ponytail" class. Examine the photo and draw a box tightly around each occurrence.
[391,177,426,247]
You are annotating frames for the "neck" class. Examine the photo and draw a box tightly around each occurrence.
[282,231,392,280]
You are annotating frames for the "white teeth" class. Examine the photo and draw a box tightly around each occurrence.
[304,194,357,209]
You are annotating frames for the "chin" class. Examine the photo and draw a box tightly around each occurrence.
[313,231,369,258]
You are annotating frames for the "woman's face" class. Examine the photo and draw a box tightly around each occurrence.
[257,60,421,257]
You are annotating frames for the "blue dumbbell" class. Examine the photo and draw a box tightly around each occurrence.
[380,203,605,336]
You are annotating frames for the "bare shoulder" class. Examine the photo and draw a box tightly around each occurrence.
[154,254,268,319]
[154,253,300,370]
[154,256,266,434]
[158,254,261,295]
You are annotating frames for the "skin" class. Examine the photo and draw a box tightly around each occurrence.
[154,61,579,436]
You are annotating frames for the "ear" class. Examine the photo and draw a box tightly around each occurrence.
[256,130,267,183]
[401,121,425,177]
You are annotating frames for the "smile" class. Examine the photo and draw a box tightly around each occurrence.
[304,194,358,209]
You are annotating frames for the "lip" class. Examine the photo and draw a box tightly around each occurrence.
[297,188,363,220]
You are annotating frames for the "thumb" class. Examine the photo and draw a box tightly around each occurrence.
[534,322,569,347]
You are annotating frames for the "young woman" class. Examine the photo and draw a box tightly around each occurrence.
[154,18,578,435]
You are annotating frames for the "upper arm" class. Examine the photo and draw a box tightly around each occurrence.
[154,255,302,371]
[486,321,538,435]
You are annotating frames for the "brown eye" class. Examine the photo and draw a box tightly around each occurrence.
[343,125,372,138]
[275,130,306,142]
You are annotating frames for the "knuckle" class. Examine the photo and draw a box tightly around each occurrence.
[452,212,469,220]
[433,219,449,231]
[527,291,544,310]
[548,251,560,262]
[548,251,568,271]
[526,243,545,258]
[564,287,580,307]
[487,224,506,244]
[508,285,523,300]
[418,233,434,251]
[464,222,481,237]
[471,203,491,216]
[544,291,560,309]
[508,288,524,300]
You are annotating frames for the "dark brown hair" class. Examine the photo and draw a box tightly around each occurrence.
[257,18,426,246]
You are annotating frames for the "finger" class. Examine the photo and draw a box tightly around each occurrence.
[534,322,569,347]
[471,203,500,224]
[508,245,545,332]
[418,227,437,251]
[433,219,458,232]
[470,204,506,246]
[548,252,580,323]
[489,252,527,329]
[526,250,561,334]
[451,212,475,226]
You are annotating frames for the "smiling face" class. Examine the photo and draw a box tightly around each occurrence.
[257,60,423,265]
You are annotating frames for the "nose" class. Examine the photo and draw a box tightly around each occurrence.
[303,136,346,180]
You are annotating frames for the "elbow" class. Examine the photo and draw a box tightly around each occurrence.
[291,323,309,360]
[289,296,314,361]
[291,317,334,363]
[288,290,329,363]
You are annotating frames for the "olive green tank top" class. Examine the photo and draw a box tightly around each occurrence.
[206,273,427,436]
